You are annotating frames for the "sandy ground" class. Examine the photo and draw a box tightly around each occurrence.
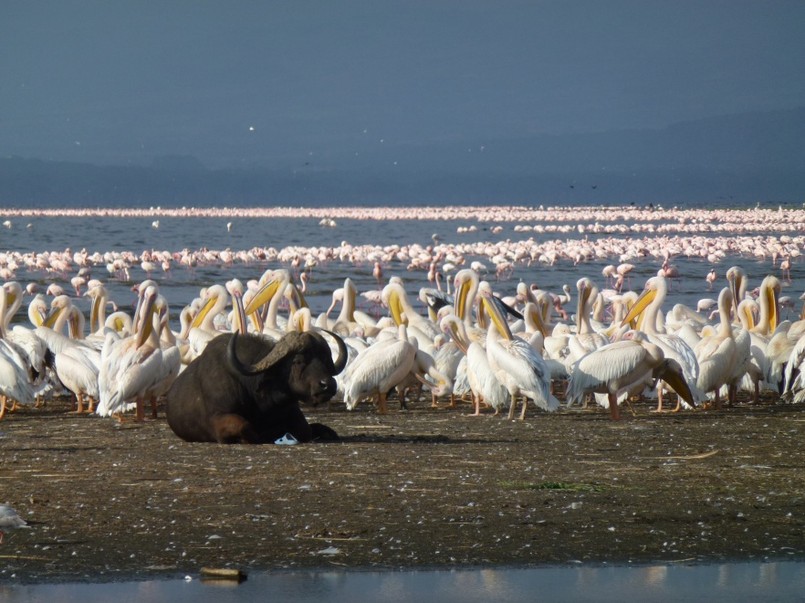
[1,393,804,584]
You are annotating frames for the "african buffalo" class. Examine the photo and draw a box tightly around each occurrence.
[166,329,347,444]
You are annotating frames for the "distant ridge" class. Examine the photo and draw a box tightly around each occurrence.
[2,107,803,207]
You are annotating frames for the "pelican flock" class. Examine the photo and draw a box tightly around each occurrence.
[0,204,802,423]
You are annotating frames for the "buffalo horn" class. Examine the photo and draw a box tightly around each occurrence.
[319,329,348,374]
[227,332,301,376]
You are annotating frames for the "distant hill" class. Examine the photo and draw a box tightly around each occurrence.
[2,107,803,207]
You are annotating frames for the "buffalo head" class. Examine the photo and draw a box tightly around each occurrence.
[227,329,347,405]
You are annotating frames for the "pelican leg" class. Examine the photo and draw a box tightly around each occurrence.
[713,390,722,410]
[431,392,439,408]
[608,392,620,420]
[519,398,528,421]
[654,386,664,413]
[378,392,388,414]
[469,392,481,417]
[0,396,6,421]
[150,395,158,419]
[69,393,85,414]
[135,397,145,422]
[86,397,96,414]
[507,396,517,420]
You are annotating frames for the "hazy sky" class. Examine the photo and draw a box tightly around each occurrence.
[3,1,805,169]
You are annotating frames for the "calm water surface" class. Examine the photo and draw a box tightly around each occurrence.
[5,562,805,603]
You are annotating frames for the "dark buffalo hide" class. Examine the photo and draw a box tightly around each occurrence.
[166,331,345,444]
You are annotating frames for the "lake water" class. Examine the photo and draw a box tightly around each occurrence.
[0,205,800,334]
[4,561,805,602]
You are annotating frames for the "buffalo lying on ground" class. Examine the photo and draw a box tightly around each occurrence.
[166,330,347,444]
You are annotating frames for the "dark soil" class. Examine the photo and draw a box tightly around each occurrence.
[1,394,804,584]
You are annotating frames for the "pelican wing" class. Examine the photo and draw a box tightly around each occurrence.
[567,341,648,404]
[343,339,416,408]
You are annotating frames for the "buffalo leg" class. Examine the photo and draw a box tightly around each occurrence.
[210,414,259,444]
[283,405,314,442]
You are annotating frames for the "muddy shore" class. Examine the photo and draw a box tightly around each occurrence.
[1,394,804,584]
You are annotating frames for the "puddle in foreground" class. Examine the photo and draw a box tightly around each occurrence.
[3,561,804,603]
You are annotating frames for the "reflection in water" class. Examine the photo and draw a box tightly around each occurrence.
[5,562,805,603]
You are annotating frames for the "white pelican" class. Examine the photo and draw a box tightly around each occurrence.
[735,298,775,401]
[186,284,230,357]
[328,278,378,336]
[621,275,703,411]
[225,279,249,335]
[141,295,182,417]
[565,278,609,368]
[382,280,440,352]
[96,285,166,421]
[2,282,49,390]
[0,336,36,420]
[452,268,480,326]
[440,314,509,415]
[428,321,465,408]
[53,342,101,413]
[693,287,738,408]
[244,269,299,339]
[567,331,695,420]
[478,282,555,420]
[342,323,418,413]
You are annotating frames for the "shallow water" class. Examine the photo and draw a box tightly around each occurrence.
[4,562,805,603]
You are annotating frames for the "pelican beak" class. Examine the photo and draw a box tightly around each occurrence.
[244,276,282,316]
[89,291,103,331]
[729,272,743,322]
[480,295,513,340]
[527,303,549,337]
[137,293,157,348]
[622,287,656,328]
[190,291,220,330]
[111,315,128,334]
[443,319,468,354]
[576,281,588,322]
[766,283,778,332]
[740,303,756,330]
[387,289,407,326]
[67,308,82,339]
[42,304,65,329]
[136,291,158,347]
[660,360,695,407]
[232,288,247,335]
[455,275,471,322]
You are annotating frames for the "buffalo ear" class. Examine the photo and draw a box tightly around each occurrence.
[227,333,259,376]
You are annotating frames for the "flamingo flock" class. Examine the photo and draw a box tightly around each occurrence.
[0,204,802,424]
